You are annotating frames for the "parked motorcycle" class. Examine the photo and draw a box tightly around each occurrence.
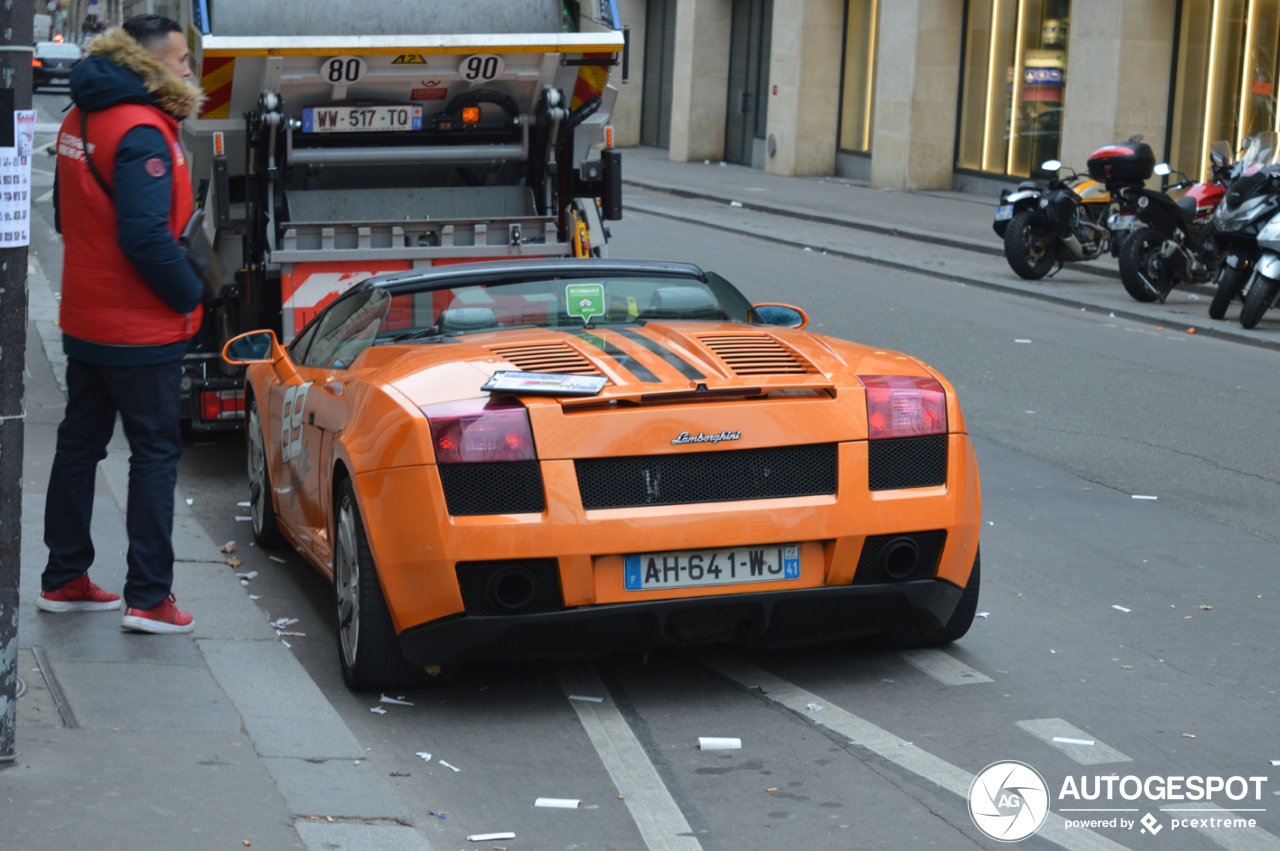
[1110,146,1230,303]
[1205,132,1280,322]
[994,161,1139,280]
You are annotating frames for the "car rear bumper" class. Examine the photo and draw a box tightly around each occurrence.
[397,579,962,664]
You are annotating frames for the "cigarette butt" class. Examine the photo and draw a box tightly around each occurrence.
[1183,734,1196,738]
[767,787,778,792]
[243,842,250,847]
[326,816,333,822]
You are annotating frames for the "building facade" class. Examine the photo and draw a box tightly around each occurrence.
[611,0,1272,192]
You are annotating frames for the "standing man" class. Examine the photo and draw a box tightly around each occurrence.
[38,15,205,633]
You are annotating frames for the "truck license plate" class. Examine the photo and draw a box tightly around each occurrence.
[995,204,1015,221]
[302,105,423,133]
[624,544,801,591]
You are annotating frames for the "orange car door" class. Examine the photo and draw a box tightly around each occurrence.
[270,363,327,551]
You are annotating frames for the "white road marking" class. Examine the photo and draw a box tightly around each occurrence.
[36,188,54,203]
[557,663,702,851]
[699,650,1132,851]
[1165,804,1280,851]
[1018,718,1132,765]
[899,648,994,685]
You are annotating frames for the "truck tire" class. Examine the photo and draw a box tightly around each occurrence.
[247,398,287,549]
[874,550,980,649]
[1003,211,1056,280]
[334,478,459,691]
[1209,263,1249,320]
[1239,274,1279,329]
[1119,227,1162,302]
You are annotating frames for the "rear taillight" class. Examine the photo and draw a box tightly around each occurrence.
[858,375,947,439]
[31,58,41,67]
[421,396,535,463]
[199,389,245,421]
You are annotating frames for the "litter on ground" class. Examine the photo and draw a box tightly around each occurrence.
[237,501,250,507]
[729,201,743,207]
[380,695,414,706]
[370,706,387,715]
[806,703,824,712]
[249,595,260,600]
[185,498,194,505]
[1014,339,1031,344]
[440,760,461,772]
[280,639,291,648]
[269,555,286,563]
[235,515,253,521]
[1132,495,1158,500]
[699,737,742,751]
[976,612,990,618]
[1112,605,1131,613]
[568,695,604,703]
[1052,737,1095,746]
[467,834,515,842]
[236,571,259,581]
[219,542,236,553]
[534,798,580,808]
[415,752,432,762]
[1183,734,1196,738]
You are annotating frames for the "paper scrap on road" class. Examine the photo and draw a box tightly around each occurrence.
[235,515,253,521]
[226,558,242,568]
[236,571,258,580]
[440,760,461,772]
[699,737,742,750]
[1271,760,1280,766]
[185,498,194,505]
[1132,495,1158,500]
[219,542,236,553]
[271,617,299,629]
[370,706,387,715]
[1196,605,1212,610]
[729,200,743,207]
[1014,339,1031,343]
[568,694,604,703]
[280,639,291,648]
[535,798,580,808]
[806,703,824,712]
[380,695,414,706]
[415,752,432,762]
[427,810,445,819]
[269,555,286,563]
[249,595,260,600]
[237,501,250,507]
[467,834,515,842]
[1112,605,1131,613]
[976,612,990,618]
[1053,737,1095,746]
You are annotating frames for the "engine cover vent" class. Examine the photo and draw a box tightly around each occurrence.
[696,334,814,375]
[488,342,599,375]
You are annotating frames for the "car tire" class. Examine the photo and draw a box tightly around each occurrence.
[246,397,287,549]
[1239,274,1279,329]
[1209,262,1249,320]
[874,549,980,649]
[1003,211,1056,280]
[334,477,460,691]
[1119,227,1163,302]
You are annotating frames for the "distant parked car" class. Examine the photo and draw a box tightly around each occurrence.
[33,41,82,91]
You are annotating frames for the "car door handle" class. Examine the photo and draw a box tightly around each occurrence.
[308,411,315,425]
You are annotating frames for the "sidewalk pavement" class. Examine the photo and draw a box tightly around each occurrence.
[4,258,437,851]
[619,146,1280,352]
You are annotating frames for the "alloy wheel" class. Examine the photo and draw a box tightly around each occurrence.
[335,495,361,671]
[248,404,267,539]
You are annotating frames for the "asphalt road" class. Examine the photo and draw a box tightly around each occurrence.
[28,91,1280,850]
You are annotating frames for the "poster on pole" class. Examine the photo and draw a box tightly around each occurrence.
[0,111,35,248]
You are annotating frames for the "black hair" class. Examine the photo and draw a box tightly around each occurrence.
[121,14,182,51]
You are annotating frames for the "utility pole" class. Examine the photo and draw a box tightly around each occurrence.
[0,0,33,765]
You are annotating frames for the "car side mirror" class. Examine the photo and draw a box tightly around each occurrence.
[752,303,809,329]
[1154,163,1171,176]
[222,330,278,364]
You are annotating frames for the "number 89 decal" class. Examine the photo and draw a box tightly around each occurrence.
[280,382,314,464]
[458,53,504,82]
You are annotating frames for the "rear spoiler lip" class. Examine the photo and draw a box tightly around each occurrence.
[200,32,624,58]
[559,375,839,407]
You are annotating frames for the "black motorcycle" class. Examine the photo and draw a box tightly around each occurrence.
[1205,133,1280,320]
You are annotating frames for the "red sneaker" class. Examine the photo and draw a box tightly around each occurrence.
[37,573,122,612]
[121,594,194,634]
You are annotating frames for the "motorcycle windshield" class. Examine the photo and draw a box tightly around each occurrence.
[1239,131,1279,173]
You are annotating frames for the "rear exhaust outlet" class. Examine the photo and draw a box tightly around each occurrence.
[487,567,537,612]
[880,537,920,581]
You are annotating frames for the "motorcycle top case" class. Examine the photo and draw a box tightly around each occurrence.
[1087,141,1156,184]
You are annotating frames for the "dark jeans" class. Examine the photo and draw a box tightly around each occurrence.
[43,358,183,610]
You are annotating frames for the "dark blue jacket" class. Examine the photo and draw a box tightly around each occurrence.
[57,54,203,366]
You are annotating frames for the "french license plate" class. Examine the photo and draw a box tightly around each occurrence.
[995,204,1014,221]
[302,104,423,133]
[624,543,801,591]
[1108,214,1137,229]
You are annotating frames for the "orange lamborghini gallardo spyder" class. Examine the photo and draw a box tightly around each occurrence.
[223,259,981,690]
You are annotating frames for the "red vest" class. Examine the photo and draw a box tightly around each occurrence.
[57,103,200,346]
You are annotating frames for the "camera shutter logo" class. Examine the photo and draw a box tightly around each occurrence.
[968,761,1050,842]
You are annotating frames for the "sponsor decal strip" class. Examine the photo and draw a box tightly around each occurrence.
[698,650,1135,851]
[557,663,704,851]
[576,332,659,383]
[618,328,706,380]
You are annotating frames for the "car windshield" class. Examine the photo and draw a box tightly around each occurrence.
[362,274,753,342]
[36,43,80,58]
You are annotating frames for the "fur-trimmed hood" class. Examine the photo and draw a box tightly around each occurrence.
[70,27,203,119]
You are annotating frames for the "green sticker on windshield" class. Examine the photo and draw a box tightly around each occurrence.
[566,283,605,324]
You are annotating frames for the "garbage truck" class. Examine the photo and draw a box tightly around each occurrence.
[177,0,625,429]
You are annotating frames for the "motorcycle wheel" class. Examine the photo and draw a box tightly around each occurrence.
[1118,227,1165,303]
[1239,274,1279,329]
[1003,211,1057,280]
[1209,262,1249,320]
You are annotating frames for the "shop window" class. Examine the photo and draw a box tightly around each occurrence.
[1171,0,1280,181]
[839,0,880,153]
[956,0,1071,178]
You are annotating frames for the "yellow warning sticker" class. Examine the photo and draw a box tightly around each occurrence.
[391,55,426,65]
